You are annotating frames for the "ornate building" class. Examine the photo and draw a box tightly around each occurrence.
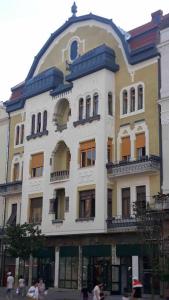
[1,3,168,294]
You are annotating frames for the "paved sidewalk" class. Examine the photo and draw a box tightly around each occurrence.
[0,287,161,299]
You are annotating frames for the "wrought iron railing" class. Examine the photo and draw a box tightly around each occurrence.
[107,215,138,231]
[106,155,160,177]
[0,181,22,196]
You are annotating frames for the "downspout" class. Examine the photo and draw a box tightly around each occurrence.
[158,55,163,192]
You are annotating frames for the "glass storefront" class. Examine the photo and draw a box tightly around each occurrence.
[59,246,78,289]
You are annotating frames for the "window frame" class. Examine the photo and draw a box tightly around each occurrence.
[79,190,95,219]
[80,140,96,168]
[14,123,24,147]
[108,92,113,116]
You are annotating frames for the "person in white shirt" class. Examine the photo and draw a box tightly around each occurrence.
[6,272,14,300]
[26,281,39,299]
[93,283,104,300]
[18,275,26,297]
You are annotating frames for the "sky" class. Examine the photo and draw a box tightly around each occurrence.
[0,0,169,101]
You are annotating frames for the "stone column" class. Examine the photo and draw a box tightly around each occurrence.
[112,245,120,265]
[132,256,139,279]
[54,247,60,288]
[78,246,82,290]
[15,257,20,287]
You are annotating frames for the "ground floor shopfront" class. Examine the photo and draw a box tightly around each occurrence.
[0,233,160,294]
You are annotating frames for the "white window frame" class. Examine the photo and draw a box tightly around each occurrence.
[120,82,145,118]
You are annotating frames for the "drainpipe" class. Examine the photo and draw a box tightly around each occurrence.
[158,55,163,192]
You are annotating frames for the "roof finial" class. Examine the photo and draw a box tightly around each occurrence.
[71,2,77,17]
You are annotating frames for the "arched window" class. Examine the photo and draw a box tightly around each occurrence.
[43,110,47,131]
[37,112,41,133]
[130,87,135,112]
[93,93,99,116]
[86,96,91,119]
[138,85,143,110]
[31,115,35,135]
[15,125,20,145]
[70,40,78,61]
[108,92,113,116]
[122,90,128,114]
[79,98,84,120]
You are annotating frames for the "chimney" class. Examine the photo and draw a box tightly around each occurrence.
[151,10,163,24]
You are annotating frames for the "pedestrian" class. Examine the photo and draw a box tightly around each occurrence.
[38,278,46,300]
[93,282,104,300]
[6,272,14,300]
[131,277,143,300]
[26,280,39,299]
[18,275,26,297]
[81,286,89,300]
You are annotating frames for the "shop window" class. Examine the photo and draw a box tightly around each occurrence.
[136,133,146,159]
[130,88,135,112]
[6,203,17,226]
[43,110,47,131]
[138,85,143,110]
[93,93,99,116]
[13,163,20,181]
[79,98,84,120]
[31,114,35,134]
[108,92,113,116]
[80,140,96,168]
[79,190,95,219]
[30,152,44,178]
[86,96,91,119]
[122,188,130,218]
[122,90,128,114]
[107,189,112,219]
[29,197,42,224]
[37,112,41,133]
[136,185,146,215]
[121,136,131,161]
[107,138,113,163]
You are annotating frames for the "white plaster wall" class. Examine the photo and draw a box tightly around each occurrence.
[159,27,169,193]
[22,69,115,236]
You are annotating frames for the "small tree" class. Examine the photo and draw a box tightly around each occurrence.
[5,223,45,284]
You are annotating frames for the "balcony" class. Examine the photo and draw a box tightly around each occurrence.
[0,181,22,196]
[50,170,69,182]
[107,155,160,178]
[107,215,138,232]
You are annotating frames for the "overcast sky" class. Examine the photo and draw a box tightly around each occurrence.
[0,0,169,101]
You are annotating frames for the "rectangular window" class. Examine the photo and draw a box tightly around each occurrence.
[121,137,131,161]
[79,190,95,219]
[13,163,20,181]
[29,197,42,224]
[136,133,146,159]
[50,189,65,220]
[136,185,146,215]
[80,140,96,168]
[122,188,130,218]
[107,138,113,163]
[30,152,44,177]
[20,124,24,144]
[107,189,112,219]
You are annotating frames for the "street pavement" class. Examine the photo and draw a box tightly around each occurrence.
[0,287,161,299]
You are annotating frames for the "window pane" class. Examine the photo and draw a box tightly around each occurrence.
[138,85,143,110]
[130,88,135,112]
[15,126,20,145]
[79,98,83,120]
[43,111,47,131]
[122,90,128,114]
[122,188,130,218]
[81,152,86,167]
[93,93,99,116]
[86,97,91,118]
[108,92,113,115]
[31,115,35,134]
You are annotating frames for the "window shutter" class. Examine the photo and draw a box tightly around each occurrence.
[31,153,44,168]
[121,137,131,157]
[80,140,95,151]
[136,133,145,149]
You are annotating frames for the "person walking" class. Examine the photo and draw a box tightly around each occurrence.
[6,272,14,300]
[131,277,143,300]
[38,278,46,300]
[18,275,26,297]
[93,282,104,300]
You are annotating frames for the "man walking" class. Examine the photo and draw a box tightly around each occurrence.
[6,272,14,300]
